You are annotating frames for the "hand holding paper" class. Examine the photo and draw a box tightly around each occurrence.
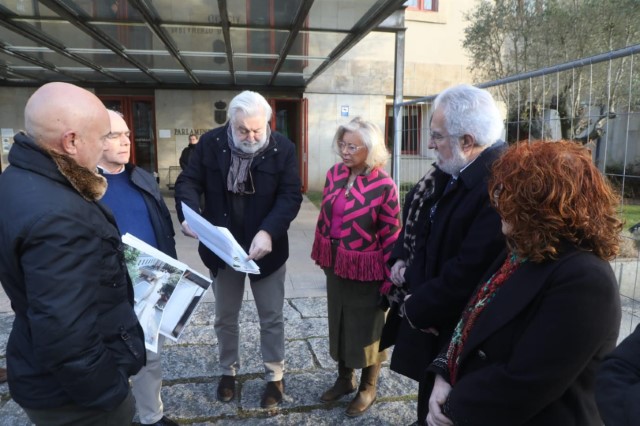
[181,202,260,274]
[248,230,272,261]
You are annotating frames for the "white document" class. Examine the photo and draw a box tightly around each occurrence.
[122,233,212,351]
[181,202,260,274]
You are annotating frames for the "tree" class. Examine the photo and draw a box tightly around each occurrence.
[463,0,640,145]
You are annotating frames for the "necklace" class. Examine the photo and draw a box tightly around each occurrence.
[345,177,357,198]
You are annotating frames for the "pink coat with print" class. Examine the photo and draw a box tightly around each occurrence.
[311,163,401,293]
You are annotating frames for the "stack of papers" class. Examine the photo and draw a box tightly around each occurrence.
[181,202,260,274]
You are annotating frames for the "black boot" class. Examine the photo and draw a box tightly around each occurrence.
[320,360,356,402]
[346,361,382,417]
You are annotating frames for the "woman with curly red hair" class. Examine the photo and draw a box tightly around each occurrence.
[426,140,623,426]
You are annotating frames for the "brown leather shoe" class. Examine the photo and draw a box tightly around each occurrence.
[320,362,356,402]
[345,362,381,417]
[216,375,235,402]
[0,367,6,384]
[260,380,284,409]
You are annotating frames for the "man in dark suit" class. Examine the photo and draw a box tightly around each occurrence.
[382,84,507,425]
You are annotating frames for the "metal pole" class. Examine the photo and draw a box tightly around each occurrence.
[392,28,405,187]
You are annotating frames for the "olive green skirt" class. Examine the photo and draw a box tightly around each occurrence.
[324,266,387,369]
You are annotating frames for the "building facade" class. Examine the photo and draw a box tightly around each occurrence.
[0,1,478,191]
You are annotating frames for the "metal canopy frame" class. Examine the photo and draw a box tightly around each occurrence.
[0,0,406,91]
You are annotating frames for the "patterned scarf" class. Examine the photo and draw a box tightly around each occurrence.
[385,167,437,307]
[226,125,270,194]
[403,167,437,268]
[447,252,526,385]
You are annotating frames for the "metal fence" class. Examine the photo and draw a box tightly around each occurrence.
[393,44,640,341]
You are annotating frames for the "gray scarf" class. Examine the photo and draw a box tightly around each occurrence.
[226,125,270,194]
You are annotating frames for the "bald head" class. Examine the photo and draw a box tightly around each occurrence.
[99,110,132,173]
[25,82,110,170]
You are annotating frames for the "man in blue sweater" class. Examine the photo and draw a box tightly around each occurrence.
[99,110,178,426]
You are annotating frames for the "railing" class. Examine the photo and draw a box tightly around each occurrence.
[393,44,640,341]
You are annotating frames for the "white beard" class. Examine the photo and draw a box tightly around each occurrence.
[438,140,469,176]
[231,128,269,154]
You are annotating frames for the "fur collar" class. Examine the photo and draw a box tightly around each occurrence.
[46,148,107,201]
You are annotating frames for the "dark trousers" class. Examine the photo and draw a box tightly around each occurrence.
[22,390,135,426]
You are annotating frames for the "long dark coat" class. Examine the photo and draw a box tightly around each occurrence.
[432,248,620,426]
[382,141,507,381]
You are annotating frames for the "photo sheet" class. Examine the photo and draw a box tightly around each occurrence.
[122,233,211,352]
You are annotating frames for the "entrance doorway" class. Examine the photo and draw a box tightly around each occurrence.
[269,98,308,192]
[100,96,157,177]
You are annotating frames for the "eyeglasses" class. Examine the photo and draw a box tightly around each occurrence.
[337,141,366,154]
[429,131,459,142]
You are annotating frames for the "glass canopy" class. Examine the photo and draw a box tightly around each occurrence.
[0,0,406,90]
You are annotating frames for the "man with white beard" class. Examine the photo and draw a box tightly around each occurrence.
[175,91,302,408]
[380,84,508,425]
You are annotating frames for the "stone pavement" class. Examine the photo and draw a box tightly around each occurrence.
[0,194,419,425]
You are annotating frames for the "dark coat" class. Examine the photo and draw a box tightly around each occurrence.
[384,141,507,381]
[179,144,196,170]
[0,134,146,411]
[596,324,640,425]
[431,248,620,426]
[100,164,177,258]
[174,124,302,281]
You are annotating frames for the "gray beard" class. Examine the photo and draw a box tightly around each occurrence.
[231,128,268,154]
[437,142,469,176]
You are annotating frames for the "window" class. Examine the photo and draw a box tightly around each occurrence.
[405,0,438,12]
[385,105,423,155]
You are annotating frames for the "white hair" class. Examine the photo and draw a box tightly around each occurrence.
[228,90,272,123]
[332,117,390,169]
[433,84,503,147]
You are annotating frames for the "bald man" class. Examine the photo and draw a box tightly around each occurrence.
[0,83,146,425]
[98,110,178,426]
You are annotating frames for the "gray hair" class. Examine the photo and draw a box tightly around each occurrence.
[333,117,390,169]
[433,84,503,147]
[228,90,272,124]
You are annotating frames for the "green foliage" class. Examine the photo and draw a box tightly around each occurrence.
[621,204,640,229]
[124,246,140,282]
[464,0,640,143]
[464,0,640,81]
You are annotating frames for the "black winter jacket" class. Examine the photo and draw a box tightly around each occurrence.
[175,124,302,281]
[0,133,146,411]
[596,323,640,426]
[179,144,196,170]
